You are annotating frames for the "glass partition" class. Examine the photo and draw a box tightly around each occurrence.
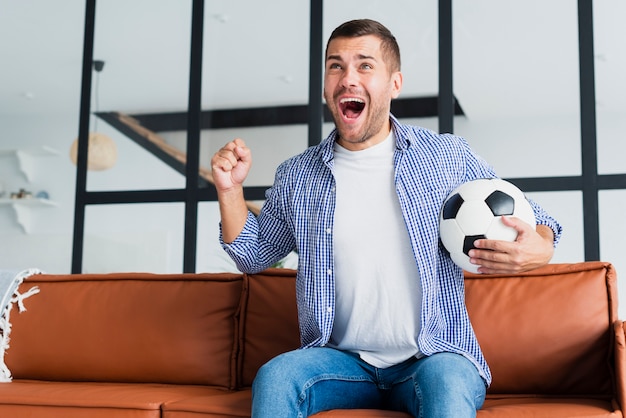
[0,3,85,274]
[599,190,626,318]
[595,3,626,316]
[526,191,584,263]
[195,1,311,272]
[83,203,184,273]
[451,2,583,264]
[452,1,581,179]
[88,0,191,191]
[594,1,626,175]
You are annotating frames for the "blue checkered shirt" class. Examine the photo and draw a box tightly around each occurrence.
[221,115,562,386]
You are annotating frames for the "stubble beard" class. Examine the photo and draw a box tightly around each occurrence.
[328,90,389,146]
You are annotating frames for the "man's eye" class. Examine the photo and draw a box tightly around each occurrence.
[329,63,342,70]
[361,63,373,70]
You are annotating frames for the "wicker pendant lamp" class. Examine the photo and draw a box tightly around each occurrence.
[69,60,117,171]
[69,132,117,171]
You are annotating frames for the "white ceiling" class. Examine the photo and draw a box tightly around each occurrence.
[1,0,624,121]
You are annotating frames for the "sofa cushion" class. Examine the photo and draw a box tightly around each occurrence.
[6,273,243,388]
[310,397,619,417]
[0,379,227,418]
[465,262,617,396]
[238,269,301,387]
[477,396,619,417]
[163,389,252,418]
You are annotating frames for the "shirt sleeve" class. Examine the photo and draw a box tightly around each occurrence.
[219,211,260,272]
[219,162,297,273]
[527,198,563,246]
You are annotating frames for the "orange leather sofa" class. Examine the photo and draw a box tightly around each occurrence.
[0,261,623,417]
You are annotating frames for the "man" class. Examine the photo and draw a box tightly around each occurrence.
[211,19,561,418]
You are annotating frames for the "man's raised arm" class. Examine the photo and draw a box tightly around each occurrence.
[210,138,252,244]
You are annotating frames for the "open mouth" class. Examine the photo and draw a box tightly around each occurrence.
[339,97,365,119]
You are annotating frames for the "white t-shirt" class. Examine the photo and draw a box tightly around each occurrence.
[329,132,423,368]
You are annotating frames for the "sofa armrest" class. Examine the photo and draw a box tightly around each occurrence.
[613,320,626,411]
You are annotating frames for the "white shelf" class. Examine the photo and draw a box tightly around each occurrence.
[0,147,60,233]
[0,197,57,207]
[0,146,61,182]
[0,198,58,233]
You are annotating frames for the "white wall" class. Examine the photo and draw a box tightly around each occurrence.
[0,114,78,272]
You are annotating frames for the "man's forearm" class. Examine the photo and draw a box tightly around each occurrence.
[219,186,249,244]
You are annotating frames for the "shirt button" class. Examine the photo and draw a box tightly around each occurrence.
[326,306,332,313]
[327,269,332,275]
[325,228,331,234]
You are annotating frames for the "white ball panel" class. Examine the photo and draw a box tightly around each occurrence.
[457,179,494,201]
[454,201,496,235]
[439,218,466,254]
[485,217,518,241]
[450,251,479,274]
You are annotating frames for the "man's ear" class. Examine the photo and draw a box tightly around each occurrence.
[391,71,403,99]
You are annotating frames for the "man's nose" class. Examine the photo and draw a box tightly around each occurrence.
[340,66,358,88]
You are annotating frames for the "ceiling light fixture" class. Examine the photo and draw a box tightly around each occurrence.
[69,60,117,171]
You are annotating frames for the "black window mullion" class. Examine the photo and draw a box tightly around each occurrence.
[308,0,323,146]
[183,0,205,273]
[578,0,600,261]
[438,0,454,134]
[71,0,97,274]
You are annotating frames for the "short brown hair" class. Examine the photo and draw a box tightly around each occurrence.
[326,19,401,72]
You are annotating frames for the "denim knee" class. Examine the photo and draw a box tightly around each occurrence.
[413,353,486,416]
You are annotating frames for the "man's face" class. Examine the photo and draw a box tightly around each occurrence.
[324,35,402,151]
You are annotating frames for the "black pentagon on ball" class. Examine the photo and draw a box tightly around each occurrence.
[463,234,486,256]
[442,193,464,220]
[485,190,515,216]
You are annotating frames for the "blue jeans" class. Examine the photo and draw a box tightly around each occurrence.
[251,347,486,418]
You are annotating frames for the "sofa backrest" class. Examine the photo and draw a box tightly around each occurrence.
[4,262,617,397]
[236,262,618,396]
[465,261,617,396]
[238,269,301,387]
[7,272,243,389]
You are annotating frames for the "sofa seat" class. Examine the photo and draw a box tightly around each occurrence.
[161,391,621,418]
[478,396,621,417]
[308,397,622,417]
[163,389,410,418]
[163,389,251,418]
[0,380,230,418]
[311,398,621,417]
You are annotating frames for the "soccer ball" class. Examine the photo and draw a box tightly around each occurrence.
[439,178,536,273]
